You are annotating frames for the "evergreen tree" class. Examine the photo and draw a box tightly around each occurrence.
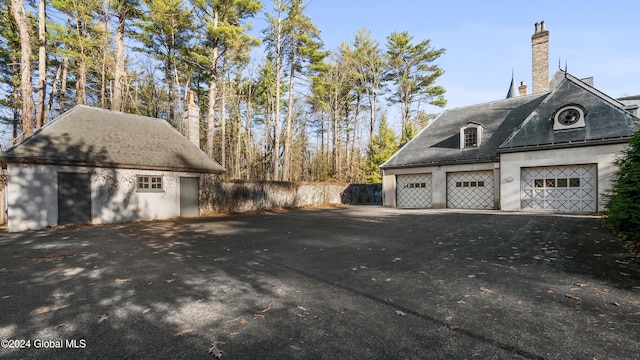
[280,0,322,181]
[364,114,397,183]
[135,0,194,123]
[8,0,34,138]
[385,31,446,142]
[110,0,141,112]
[606,130,640,245]
[192,0,261,158]
[0,0,21,140]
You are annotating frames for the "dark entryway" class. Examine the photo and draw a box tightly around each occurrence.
[58,172,91,225]
[180,177,199,217]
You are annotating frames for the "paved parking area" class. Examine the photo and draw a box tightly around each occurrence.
[1,206,639,359]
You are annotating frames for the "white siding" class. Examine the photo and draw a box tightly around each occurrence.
[6,164,208,232]
[382,162,498,209]
[500,144,626,212]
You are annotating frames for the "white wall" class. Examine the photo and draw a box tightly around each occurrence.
[382,162,498,208]
[6,164,205,232]
[500,144,626,212]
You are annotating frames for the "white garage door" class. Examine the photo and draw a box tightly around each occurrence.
[447,171,494,209]
[521,165,597,212]
[396,174,432,208]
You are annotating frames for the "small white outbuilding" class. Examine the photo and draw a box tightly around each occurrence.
[1,105,225,232]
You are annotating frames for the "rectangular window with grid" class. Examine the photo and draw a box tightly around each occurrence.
[137,175,163,192]
[464,128,478,148]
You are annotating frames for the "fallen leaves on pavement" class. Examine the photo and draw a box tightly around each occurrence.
[35,305,68,314]
[173,329,197,337]
[32,252,78,263]
[208,341,224,358]
[564,293,581,301]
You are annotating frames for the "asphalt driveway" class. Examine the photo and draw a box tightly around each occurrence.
[1,206,639,359]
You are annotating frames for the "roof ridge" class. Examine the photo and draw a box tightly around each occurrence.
[444,92,548,113]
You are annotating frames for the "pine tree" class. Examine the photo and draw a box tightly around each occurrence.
[385,31,446,142]
[8,0,34,139]
[364,114,397,183]
[280,0,322,181]
[192,0,261,158]
[110,0,141,112]
[136,0,194,123]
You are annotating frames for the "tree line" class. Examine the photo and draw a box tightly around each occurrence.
[0,0,446,183]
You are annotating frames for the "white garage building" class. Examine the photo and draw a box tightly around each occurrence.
[381,70,637,213]
[381,22,638,213]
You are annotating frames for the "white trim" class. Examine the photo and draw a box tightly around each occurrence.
[553,105,586,130]
[460,123,483,149]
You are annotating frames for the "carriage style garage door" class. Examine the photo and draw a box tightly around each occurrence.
[396,174,432,208]
[446,171,494,209]
[521,165,597,212]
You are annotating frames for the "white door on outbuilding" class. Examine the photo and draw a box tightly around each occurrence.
[520,165,597,212]
[446,171,494,209]
[396,174,432,208]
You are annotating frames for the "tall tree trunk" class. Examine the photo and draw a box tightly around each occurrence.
[12,86,19,140]
[351,93,361,181]
[112,12,126,111]
[282,49,297,182]
[76,55,87,105]
[36,0,46,127]
[206,73,217,157]
[220,77,226,169]
[46,62,62,121]
[244,91,254,181]
[272,10,283,181]
[75,20,88,106]
[10,0,34,139]
[206,9,219,158]
[60,56,69,113]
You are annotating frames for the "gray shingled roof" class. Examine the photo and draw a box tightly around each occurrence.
[381,71,638,170]
[381,93,548,169]
[500,73,637,150]
[1,105,226,173]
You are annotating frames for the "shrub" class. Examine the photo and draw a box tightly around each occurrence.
[606,130,640,245]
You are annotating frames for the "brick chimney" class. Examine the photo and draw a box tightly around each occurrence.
[184,90,200,148]
[531,20,550,93]
[518,81,527,96]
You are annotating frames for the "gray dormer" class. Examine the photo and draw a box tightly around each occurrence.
[460,122,484,149]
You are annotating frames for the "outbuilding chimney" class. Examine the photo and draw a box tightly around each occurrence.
[531,21,550,93]
[518,81,527,96]
[184,91,200,148]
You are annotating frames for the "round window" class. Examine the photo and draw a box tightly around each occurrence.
[557,108,581,125]
[553,105,586,130]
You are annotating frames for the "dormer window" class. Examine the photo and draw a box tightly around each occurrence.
[553,104,586,130]
[460,123,483,149]
[464,128,477,147]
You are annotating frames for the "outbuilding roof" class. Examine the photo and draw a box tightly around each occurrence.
[1,105,226,174]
